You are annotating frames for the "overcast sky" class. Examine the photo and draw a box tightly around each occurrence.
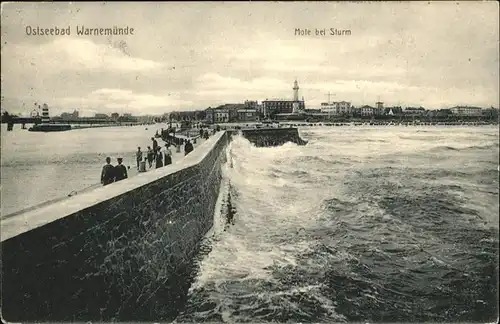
[1,2,498,116]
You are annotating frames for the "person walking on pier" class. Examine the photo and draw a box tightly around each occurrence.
[155,147,164,168]
[101,157,115,186]
[164,144,173,166]
[136,147,143,170]
[184,139,194,156]
[151,137,158,158]
[114,157,128,182]
[146,146,154,168]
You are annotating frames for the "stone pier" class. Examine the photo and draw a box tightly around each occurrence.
[1,131,231,322]
[241,127,308,147]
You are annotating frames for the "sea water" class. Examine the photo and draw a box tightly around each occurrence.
[178,125,499,323]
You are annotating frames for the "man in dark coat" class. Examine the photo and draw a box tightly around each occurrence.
[101,157,115,186]
[151,137,158,158]
[146,146,154,168]
[114,157,128,182]
[136,147,143,170]
[184,139,194,156]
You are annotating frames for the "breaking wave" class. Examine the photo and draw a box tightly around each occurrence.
[178,127,499,323]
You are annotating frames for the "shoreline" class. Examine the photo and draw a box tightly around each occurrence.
[207,121,499,128]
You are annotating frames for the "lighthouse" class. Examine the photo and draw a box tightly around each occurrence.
[293,79,299,101]
[292,80,300,114]
[41,103,50,124]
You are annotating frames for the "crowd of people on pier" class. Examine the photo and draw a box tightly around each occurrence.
[100,126,215,186]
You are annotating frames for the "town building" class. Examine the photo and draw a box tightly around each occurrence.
[320,102,337,115]
[304,108,321,114]
[244,100,258,109]
[94,113,109,119]
[237,109,258,122]
[169,110,206,122]
[320,101,352,116]
[205,107,214,123]
[360,105,376,116]
[59,110,79,120]
[262,80,306,117]
[205,104,242,123]
[263,99,305,116]
[384,106,403,115]
[404,107,427,116]
[256,103,264,115]
[450,106,483,116]
[384,108,394,116]
[482,107,499,119]
[214,109,229,123]
[337,101,352,115]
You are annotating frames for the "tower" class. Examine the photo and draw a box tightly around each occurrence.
[292,80,300,114]
[293,79,299,102]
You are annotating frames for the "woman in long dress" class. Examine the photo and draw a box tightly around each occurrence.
[155,147,163,168]
[164,144,173,166]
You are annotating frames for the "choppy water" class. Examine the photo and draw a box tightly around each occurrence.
[178,126,499,323]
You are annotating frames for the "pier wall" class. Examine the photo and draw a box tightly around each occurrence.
[1,131,230,322]
[241,127,307,147]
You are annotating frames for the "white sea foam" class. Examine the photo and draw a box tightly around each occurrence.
[181,126,498,322]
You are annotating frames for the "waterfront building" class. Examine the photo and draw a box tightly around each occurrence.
[360,105,376,116]
[305,108,321,114]
[60,110,79,120]
[214,109,229,123]
[385,106,403,115]
[94,113,109,119]
[256,103,264,115]
[262,80,306,117]
[404,107,427,116]
[204,104,242,123]
[320,101,352,116]
[337,101,352,115]
[169,110,206,122]
[242,100,261,120]
[244,100,258,109]
[320,102,338,115]
[217,104,244,122]
[482,107,499,119]
[205,107,214,123]
[450,106,483,116]
[385,108,394,116]
[263,99,305,116]
[237,109,258,122]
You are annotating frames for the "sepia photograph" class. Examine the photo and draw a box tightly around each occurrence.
[1,1,499,323]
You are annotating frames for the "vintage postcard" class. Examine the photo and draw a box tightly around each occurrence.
[1,1,498,323]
